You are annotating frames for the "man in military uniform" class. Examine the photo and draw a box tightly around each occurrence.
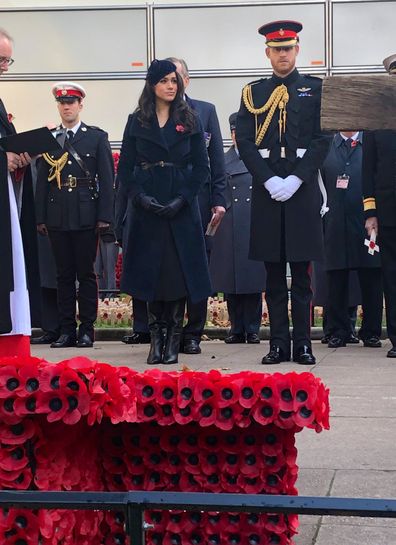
[363,53,396,358]
[35,82,114,348]
[236,20,330,365]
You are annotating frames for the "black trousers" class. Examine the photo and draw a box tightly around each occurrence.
[49,229,98,339]
[225,293,262,335]
[40,287,60,337]
[264,261,312,355]
[132,298,149,334]
[326,268,383,340]
[378,226,396,345]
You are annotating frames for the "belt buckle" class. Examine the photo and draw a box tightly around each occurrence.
[69,177,77,188]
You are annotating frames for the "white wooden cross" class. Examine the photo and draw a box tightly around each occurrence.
[364,231,379,255]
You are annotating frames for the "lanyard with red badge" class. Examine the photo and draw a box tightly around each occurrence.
[336,138,358,190]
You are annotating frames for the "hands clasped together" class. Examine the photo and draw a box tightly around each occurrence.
[264,174,303,202]
[136,193,186,219]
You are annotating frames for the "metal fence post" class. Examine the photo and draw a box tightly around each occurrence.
[126,502,145,545]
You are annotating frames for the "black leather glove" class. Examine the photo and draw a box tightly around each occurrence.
[134,193,163,213]
[156,196,186,219]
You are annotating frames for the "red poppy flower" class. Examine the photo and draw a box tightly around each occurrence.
[39,362,67,392]
[0,466,32,489]
[197,428,220,451]
[0,419,36,444]
[193,370,222,403]
[145,510,168,532]
[200,450,222,476]
[0,365,24,398]
[179,471,203,492]
[237,474,263,494]
[1,509,39,545]
[174,404,194,425]
[177,373,196,409]
[183,511,206,533]
[260,427,286,456]
[251,400,278,426]
[240,450,263,477]
[202,471,222,493]
[157,375,178,406]
[217,376,241,408]
[165,510,185,533]
[220,471,241,493]
[175,124,185,133]
[0,445,28,472]
[215,404,243,431]
[263,514,288,535]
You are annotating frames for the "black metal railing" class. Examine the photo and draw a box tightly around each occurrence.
[1,491,396,545]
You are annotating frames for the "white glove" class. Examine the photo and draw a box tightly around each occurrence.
[264,176,284,196]
[272,175,303,202]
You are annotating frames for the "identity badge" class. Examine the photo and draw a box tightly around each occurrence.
[336,174,349,189]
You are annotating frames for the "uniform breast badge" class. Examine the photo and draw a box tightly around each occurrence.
[297,86,312,97]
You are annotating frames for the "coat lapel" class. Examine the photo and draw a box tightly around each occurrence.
[225,147,249,176]
[132,115,169,152]
[71,122,88,146]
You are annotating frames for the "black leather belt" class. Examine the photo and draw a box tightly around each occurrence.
[56,177,94,188]
[140,161,184,170]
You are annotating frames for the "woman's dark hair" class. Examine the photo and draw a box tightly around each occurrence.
[137,71,196,132]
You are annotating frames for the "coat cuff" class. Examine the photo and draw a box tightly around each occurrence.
[363,197,377,219]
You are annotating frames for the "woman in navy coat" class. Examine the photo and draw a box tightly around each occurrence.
[117,59,211,365]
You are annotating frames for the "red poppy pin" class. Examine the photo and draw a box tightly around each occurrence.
[7,113,14,123]
[175,124,185,133]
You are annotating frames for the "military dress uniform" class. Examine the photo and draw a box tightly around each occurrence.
[362,53,396,357]
[35,84,114,347]
[236,20,330,364]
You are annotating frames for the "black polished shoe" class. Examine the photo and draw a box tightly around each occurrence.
[387,346,396,358]
[50,334,77,348]
[321,334,331,344]
[122,332,151,345]
[327,336,346,348]
[31,332,59,345]
[261,345,289,365]
[182,339,201,354]
[293,345,316,365]
[76,334,94,348]
[346,333,360,344]
[224,334,246,344]
[363,336,382,348]
[247,333,260,344]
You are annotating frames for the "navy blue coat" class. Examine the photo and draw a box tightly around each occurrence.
[117,113,211,303]
[321,133,381,270]
[210,146,266,293]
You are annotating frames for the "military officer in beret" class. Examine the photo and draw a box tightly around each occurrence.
[363,54,396,358]
[35,82,114,348]
[236,20,330,365]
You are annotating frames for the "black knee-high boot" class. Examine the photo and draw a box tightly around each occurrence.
[163,298,186,364]
[147,301,166,365]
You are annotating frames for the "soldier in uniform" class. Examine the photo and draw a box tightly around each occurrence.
[363,53,396,358]
[236,20,330,365]
[210,113,266,343]
[35,82,114,348]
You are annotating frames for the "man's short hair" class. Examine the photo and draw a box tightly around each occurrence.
[165,57,189,78]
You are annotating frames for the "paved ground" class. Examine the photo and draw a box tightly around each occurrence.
[31,339,396,544]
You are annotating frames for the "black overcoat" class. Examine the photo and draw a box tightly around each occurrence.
[116,113,211,303]
[0,99,40,333]
[210,146,266,293]
[322,133,380,270]
[35,122,114,231]
[236,69,330,262]
[362,130,396,226]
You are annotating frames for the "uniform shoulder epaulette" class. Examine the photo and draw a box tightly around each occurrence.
[303,74,322,84]
[86,125,106,132]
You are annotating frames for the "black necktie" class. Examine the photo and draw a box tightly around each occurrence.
[67,130,74,141]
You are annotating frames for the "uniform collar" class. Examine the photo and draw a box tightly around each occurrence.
[271,67,299,86]
[334,131,363,147]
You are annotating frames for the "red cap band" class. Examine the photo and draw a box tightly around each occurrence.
[55,89,83,98]
[266,30,297,40]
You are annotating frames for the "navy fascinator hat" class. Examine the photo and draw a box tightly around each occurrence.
[146,59,177,86]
